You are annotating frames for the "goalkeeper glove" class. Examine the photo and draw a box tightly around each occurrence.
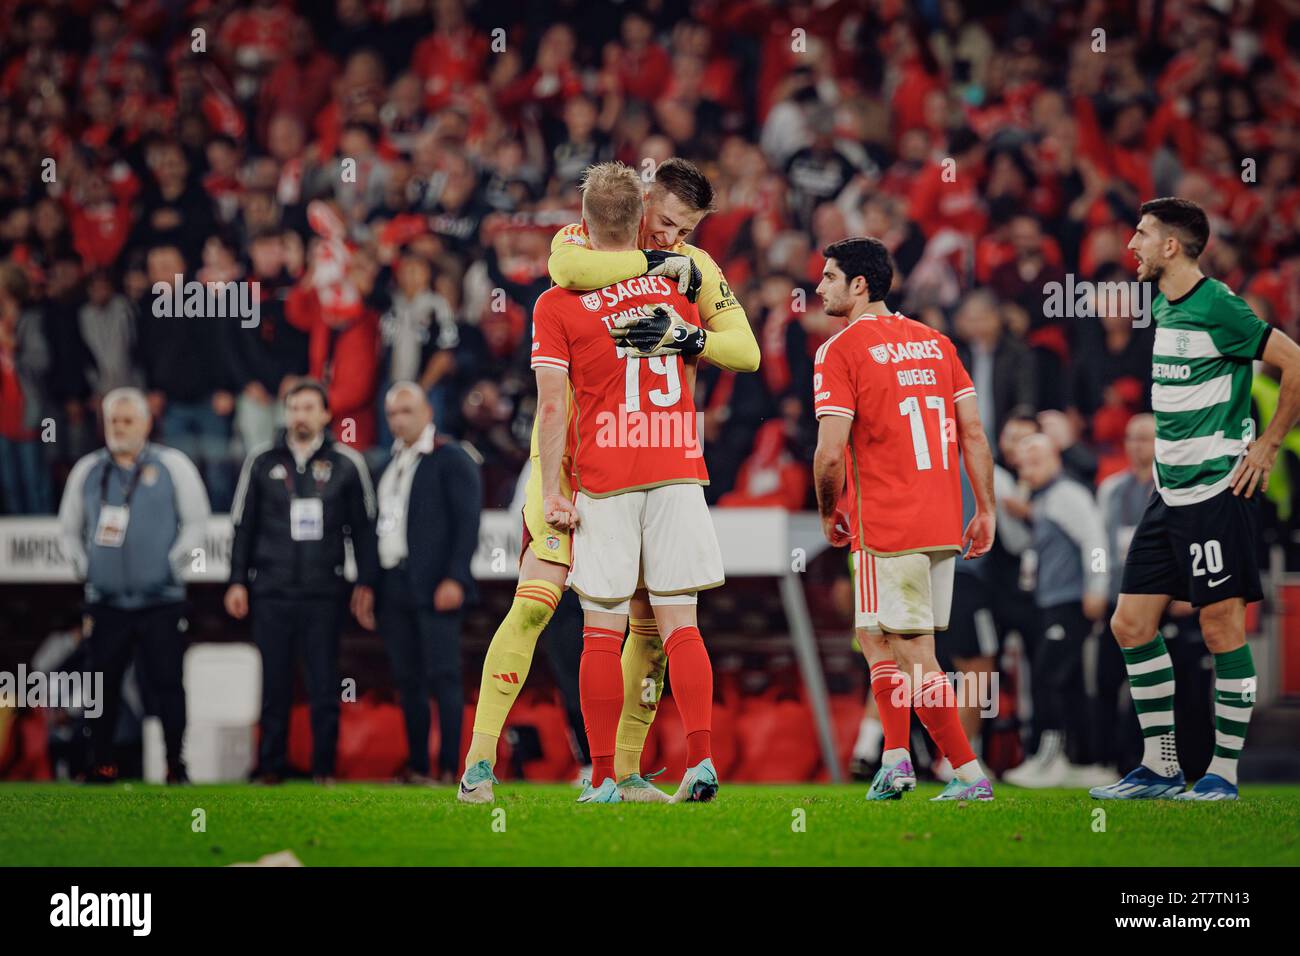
[610,303,707,357]
[643,249,703,303]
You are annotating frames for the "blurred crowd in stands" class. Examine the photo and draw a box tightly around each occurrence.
[2,0,1300,546]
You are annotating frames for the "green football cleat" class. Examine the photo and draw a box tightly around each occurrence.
[669,758,720,803]
[866,757,916,801]
[617,768,671,803]
[457,759,500,804]
[577,777,622,804]
[931,776,995,801]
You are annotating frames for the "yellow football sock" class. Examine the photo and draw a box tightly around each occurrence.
[614,618,666,779]
[466,579,563,766]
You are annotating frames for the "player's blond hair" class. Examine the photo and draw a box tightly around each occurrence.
[580,162,644,248]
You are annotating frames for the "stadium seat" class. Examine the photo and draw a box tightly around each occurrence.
[0,708,52,781]
[819,693,870,782]
[495,692,578,782]
[337,700,407,780]
[732,695,820,782]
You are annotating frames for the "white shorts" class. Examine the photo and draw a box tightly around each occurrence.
[568,482,724,603]
[853,550,956,634]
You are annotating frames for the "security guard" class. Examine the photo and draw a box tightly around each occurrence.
[58,387,211,783]
[225,379,378,783]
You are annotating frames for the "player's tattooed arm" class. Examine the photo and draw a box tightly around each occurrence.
[1236,328,1300,497]
[813,415,853,547]
[955,396,996,559]
[535,366,578,531]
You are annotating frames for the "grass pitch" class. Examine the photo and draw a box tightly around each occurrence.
[1,782,1298,867]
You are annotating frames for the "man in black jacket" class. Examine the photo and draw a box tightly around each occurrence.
[224,380,378,783]
[375,382,482,783]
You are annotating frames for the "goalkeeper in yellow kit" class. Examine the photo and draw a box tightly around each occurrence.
[459,158,759,803]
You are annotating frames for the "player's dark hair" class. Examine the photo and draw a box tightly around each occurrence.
[652,158,716,213]
[285,378,329,410]
[823,237,893,301]
[1140,197,1210,260]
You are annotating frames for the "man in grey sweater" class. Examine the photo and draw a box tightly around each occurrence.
[1003,433,1110,789]
[58,387,211,783]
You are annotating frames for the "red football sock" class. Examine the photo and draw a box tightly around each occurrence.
[869,660,911,752]
[580,627,624,785]
[665,625,713,765]
[912,671,976,769]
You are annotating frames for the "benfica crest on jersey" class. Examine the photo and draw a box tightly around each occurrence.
[580,291,602,312]
[869,344,890,364]
[311,460,333,484]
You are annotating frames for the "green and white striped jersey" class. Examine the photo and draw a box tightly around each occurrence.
[1150,277,1271,506]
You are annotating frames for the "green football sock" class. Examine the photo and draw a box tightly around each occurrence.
[1206,644,1255,786]
[1122,635,1180,777]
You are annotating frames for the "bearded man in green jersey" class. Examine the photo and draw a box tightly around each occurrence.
[1091,197,1300,801]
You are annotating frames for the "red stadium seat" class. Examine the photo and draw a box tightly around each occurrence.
[731,695,820,782]
[337,700,406,779]
[493,692,578,782]
[637,694,740,782]
[0,709,52,781]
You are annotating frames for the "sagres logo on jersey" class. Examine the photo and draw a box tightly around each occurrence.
[581,291,603,312]
[870,344,891,364]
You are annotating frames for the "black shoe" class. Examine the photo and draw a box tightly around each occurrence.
[253,771,283,786]
[84,764,118,784]
[166,766,191,786]
[312,774,336,786]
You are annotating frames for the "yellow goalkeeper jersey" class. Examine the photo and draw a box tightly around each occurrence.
[546,222,759,373]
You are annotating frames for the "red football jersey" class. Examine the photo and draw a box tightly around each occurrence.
[531,277,709,496]
[813,311,976,554]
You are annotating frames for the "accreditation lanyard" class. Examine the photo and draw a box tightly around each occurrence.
[285,451,328,542]
[94,454,145,548]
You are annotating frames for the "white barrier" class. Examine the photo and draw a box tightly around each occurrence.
[0,509,804,581]
[142,644,262,783]
[0,510,845,780]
